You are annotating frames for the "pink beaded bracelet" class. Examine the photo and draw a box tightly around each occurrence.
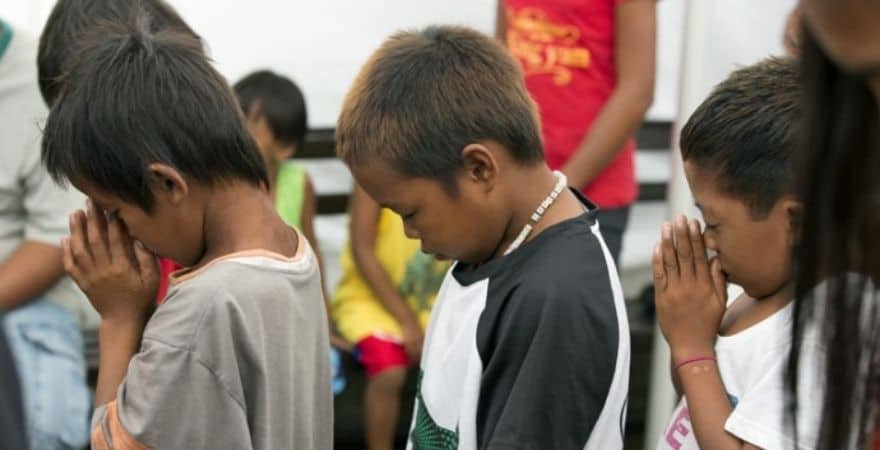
[675,356,716,370]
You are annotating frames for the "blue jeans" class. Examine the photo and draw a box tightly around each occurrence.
[331,347,345,395]
[3,299,90,450]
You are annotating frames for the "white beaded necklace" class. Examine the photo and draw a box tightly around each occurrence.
[503,170,568,256]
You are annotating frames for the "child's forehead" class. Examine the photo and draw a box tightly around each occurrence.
[71,178,122,207]
[354,162,452,204]
[696,188,745,212]
[363,177,421,207]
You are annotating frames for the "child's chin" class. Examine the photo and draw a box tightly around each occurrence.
[421,246,446,261]
[430,252,449,261]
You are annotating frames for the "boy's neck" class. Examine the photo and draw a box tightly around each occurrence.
[266,162,281,197]
[719,280,795,336]
[194,181,297,269]
[491,166,585,260]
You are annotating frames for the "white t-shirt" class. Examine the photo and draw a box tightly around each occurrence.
[0,20,91,324]
[657,300,823,450]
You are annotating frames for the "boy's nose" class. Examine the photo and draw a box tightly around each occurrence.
[703,233,719,252]
[403,222,419,240]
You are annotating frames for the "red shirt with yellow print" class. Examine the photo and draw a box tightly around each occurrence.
[504,0,636,208]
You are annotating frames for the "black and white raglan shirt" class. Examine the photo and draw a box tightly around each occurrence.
[407,193,631,450]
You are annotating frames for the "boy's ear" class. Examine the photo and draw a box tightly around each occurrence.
[277,143,296,161]
[460,142,498,190]
[244,101,262,123]
[147,163,189,205]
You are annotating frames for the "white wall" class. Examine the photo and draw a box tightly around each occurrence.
[3,0,683,125]
[171,0,498,128]
[0,0,796,127]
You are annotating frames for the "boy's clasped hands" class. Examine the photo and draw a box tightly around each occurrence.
[61,199,158,323]
[653,215,728,362]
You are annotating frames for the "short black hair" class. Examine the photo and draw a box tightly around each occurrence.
[42,16,268,212]
[38,0,201,106]
[681,57,800,218]
[337,26,543,187]
[234,70,308,149]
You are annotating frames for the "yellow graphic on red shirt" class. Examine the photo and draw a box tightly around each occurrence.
[506,7,591,86]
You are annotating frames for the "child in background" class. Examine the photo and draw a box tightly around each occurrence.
[653,58,819,450]
[38,0,202,302]
[234,71,320,271]
[234,69,346,394]
[331,183,450,449]
[43,18,331,449]
[337,26,630,449]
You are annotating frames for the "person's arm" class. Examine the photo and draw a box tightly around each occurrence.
[670,356,683,397]
[301,175,353,352]
[676,359,757,450]
[90,293,251,449]
[301,176,328,299]
[654,216,762,450]
[561,0,656,190]
[0,242,65,309]
[2,131,85,309]
[94,317,146,407]
[63,202,158,406]
[495,1,507,41]
[349,185,422,361]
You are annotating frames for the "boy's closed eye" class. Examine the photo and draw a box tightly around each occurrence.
[96,205,119,223]
[693,205,717,231]
[90,200,113,220]
[381,202,416,221]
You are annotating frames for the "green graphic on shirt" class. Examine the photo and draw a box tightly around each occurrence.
[399,252,447,314]
[410,371,458,450]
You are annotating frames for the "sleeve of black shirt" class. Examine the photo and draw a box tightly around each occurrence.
[475,265,620,450]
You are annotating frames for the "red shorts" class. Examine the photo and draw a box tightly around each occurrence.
[356,335,410,377]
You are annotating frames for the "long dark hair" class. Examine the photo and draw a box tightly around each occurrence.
[789,26,880,449]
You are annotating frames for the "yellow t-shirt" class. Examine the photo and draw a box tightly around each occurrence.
[331,209,450,344]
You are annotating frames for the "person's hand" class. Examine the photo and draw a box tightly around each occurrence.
[330,334,355,353]
[401,320,425,364]
[653,215,727,361]
[62,200,159,323]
